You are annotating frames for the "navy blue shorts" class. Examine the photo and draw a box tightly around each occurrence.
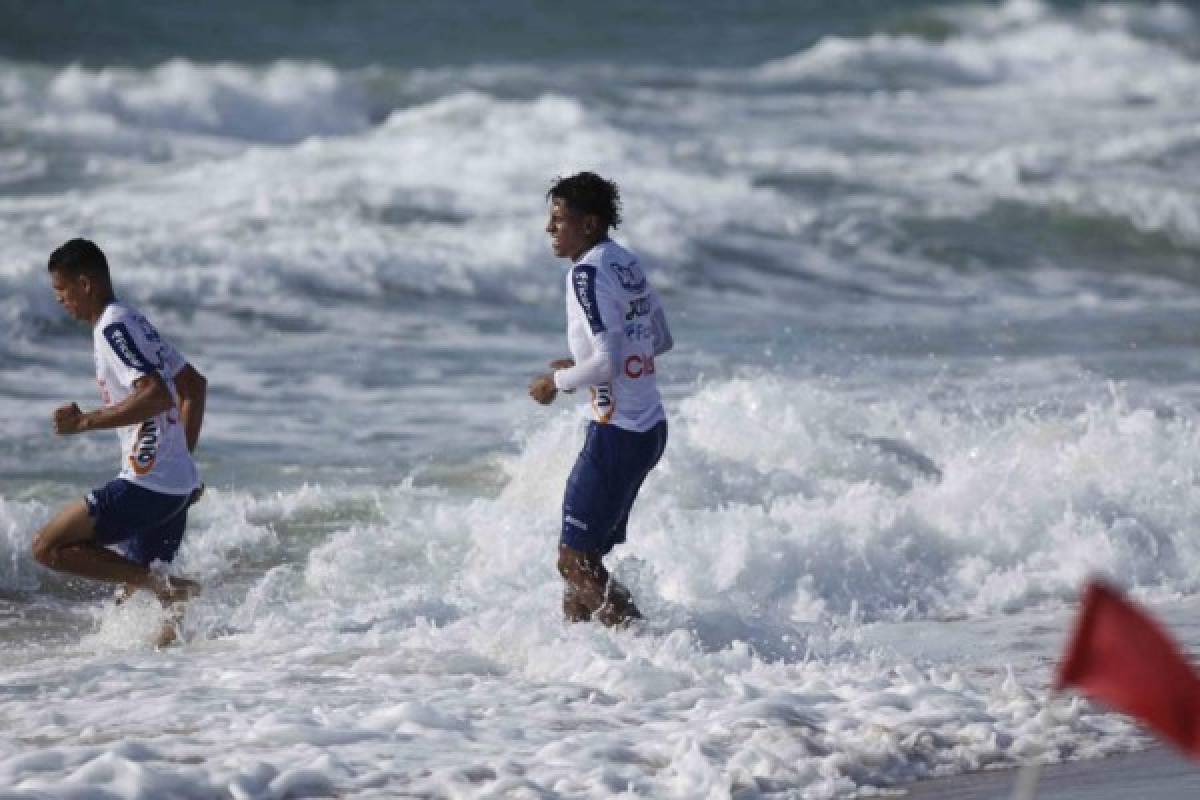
[85,479,192,566]
[562,419,667,555]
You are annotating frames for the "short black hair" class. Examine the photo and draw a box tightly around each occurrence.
[547,172,622,231]
[48,238,110,283]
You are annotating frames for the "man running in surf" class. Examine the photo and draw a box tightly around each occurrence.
[529,172,673,626]
[32,239,207,645]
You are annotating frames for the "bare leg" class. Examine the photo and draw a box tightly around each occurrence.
[563,584,593,622]
[155,602,189,647]
[32,501,198,608]
[557,544,642,627]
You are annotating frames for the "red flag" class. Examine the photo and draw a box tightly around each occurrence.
[1056,580,1200,758]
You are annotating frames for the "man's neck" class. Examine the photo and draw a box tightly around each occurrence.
[87,296,116,327]
[570,235,608,263]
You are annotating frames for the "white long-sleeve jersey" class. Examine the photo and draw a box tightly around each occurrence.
[553,238,672,432]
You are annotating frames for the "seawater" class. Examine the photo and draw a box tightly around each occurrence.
[2,1,1200,796]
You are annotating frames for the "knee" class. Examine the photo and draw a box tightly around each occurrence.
[31,501,94,569]
[31,531,57,567]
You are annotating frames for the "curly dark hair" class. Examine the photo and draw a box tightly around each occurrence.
[547,172,622,231]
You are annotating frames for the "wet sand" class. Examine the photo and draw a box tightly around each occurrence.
[907,747,1200,799]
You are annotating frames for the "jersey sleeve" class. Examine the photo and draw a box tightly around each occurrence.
[554,329,620,392]
[99,317,163,389]
[555,264,624,392]
[133,313,188,378]
[160,343,188,379]
[569,264,609,334]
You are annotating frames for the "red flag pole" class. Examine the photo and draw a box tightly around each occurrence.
[1010,759,1043,800]
[1009,690,1056,800]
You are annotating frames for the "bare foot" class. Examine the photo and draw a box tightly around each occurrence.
[152,578,198,647]
[155,620,180,648]
[596,600,643,628]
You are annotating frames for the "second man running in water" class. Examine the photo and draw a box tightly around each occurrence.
[529,172,673,626]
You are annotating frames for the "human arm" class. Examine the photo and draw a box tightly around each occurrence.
[53,373,173,435]
[530,318,620,402]
[528,359,574,405]
[173,363,207,452]
[552,330,619,392]
[549,263,622,393]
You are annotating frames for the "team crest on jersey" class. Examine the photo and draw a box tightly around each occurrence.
[613,261,646,293]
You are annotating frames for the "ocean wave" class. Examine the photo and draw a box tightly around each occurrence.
[0,0,1196,366]
[8,375,1200,626]
[0,1,1195,332]
[37,59,369,144]
[0,85,773,341]
[757,0,1198,96]
[656,377,1200,622]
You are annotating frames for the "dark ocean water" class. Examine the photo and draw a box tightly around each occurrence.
[1,0,983,68]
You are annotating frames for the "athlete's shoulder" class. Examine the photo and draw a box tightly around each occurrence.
[93,302,125,347]
[102,300,156,331]
[581,238,629,265]
[95,302,158,372]
[570,243,606,288]
[95,301,144,340]
[596,239,649,295]
[567,260,608,333]
[600,237,634,259]
[93,300,126,328]
[576,240,628,278]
